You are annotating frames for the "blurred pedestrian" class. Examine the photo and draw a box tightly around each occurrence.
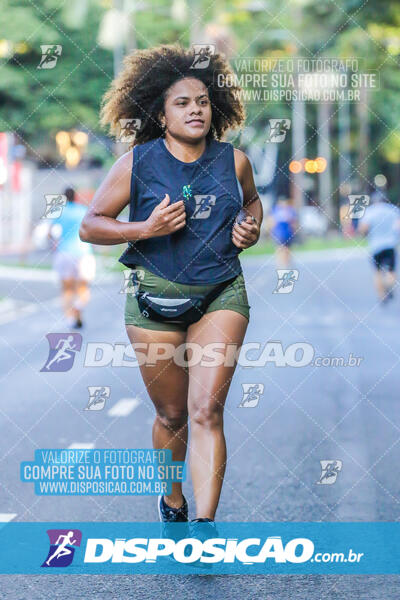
[267,197,298,267]
[50,187,96,327]
[358,189,400,304]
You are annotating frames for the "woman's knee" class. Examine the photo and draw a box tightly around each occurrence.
[156,407,188,431]
[189,399,224,429]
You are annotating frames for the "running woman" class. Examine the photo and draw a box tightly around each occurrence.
[80,44,262,534]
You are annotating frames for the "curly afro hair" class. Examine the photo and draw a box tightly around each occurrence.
[100,43,246,148]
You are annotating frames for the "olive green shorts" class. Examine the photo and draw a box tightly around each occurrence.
[124,265,250,332]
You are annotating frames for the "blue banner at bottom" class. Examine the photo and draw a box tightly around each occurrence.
[0,522,399,574]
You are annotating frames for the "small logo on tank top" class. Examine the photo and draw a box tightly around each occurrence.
[182,184,193,202]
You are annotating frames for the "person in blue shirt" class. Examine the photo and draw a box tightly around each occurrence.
[80,44,263,538]
[50,187,95,328]
[359,190,400,304]
[268,197,298,267]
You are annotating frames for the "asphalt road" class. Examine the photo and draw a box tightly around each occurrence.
[1,248,400,599]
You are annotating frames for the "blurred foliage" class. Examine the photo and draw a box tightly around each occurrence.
[0,0,195,161]
[0,0,113,159]
[1,0,400,180]
[299,0,400,182]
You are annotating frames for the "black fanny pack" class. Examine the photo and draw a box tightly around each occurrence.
[131,270,237,327]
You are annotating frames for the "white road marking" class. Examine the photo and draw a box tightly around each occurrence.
[0,297,61,326]
[107,397,141,417]
[0,513,17,522]
[0,299,38,325]
[68,442,95,449]
[0,264,119,283]
[0,266,56,282]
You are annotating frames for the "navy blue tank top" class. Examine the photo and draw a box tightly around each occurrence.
[119,136,244,284]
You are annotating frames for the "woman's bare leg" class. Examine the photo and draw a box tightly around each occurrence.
[385,270,396,296]
[74,279,91,321]
[276,244,291,268]
[126,324,188,508]
[61,278,75,320]
[374,271,385,300]
[186,310,249,519]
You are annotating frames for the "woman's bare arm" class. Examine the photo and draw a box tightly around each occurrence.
[232,148,263,248]
[234,148,263,224]
[79,151,147,245]
[79,150,186,245]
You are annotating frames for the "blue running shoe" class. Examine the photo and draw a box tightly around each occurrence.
[158,494,189,552]
[158,494,188,522]
[188,518,219,572]
[189,517,218,538]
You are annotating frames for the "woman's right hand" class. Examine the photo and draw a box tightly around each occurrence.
[144,194,186,238]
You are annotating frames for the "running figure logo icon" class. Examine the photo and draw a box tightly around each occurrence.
[191,195,216,219]
[273,270,299,294]
[40,333,82,372]
[37,45,62,69]
[267,119,291,143]
[316,460,343,485]
[42,195,67,219]
[238,383,265,408]
[85,386,110,411]
[118,118,141,143]
[120,268,145,294]
[42,529,82,567]
[345,195,370,219]
[190,44,215,69]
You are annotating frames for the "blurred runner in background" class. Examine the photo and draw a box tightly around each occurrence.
[359,189,400,304]
[267,197,298,267]
[50,187,96,328]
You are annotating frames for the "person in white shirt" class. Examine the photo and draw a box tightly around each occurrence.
[359,190,400,303]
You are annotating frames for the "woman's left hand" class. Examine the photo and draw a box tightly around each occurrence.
[232,216,260,249]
